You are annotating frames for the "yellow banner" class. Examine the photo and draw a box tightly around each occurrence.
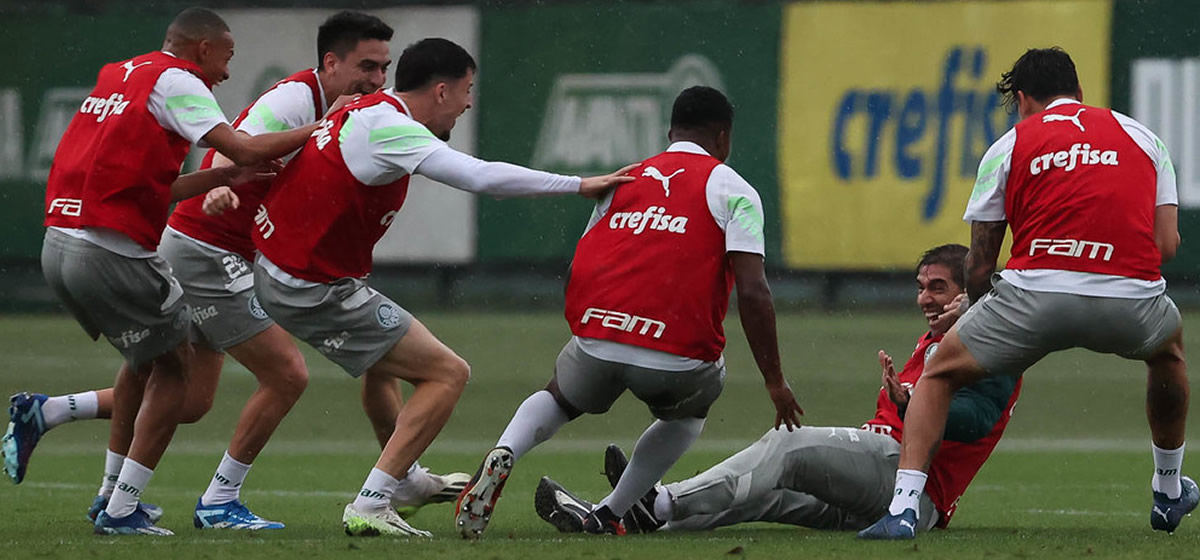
[779,0,1111,268]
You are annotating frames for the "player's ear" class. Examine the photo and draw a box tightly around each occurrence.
[321,51,338,73]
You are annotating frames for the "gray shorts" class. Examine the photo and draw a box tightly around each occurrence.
[159,229,273,351]
[555,338,725,420]
[957,276,1182,377]
[252,259,413,377]
[41,228,190,366]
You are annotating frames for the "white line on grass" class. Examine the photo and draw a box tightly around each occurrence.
[22,436,1158,457]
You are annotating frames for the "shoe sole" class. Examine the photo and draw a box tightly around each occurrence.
[603,444,626,489]
[534,480,585,533]
[456,449,514,540]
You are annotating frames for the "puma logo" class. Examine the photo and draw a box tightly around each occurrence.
[122,60,152,82]
[1042,107,1086,132]
[642,166,683,197]
[1154,505,1171,523]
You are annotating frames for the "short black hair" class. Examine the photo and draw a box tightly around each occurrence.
[167,7,229,42]
[316,11,394,69]
[997,47,1080,113]
[670,86,734,131]
[393,38,477,92]
[917,244,969,289]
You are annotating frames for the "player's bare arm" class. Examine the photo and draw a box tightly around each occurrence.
[170,162,277,203]
[202,122,319,167]
[730,251,802,430]
[1155,204,1181,263]
[965,220,1007,304]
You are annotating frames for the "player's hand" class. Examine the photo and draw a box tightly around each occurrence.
[880,349,909,408]
[929,293,968,334]
[223,162,278,189]
[202,186,239,216]
[579,163,639,199]
[766,380,803,432]
[326,94,361,116]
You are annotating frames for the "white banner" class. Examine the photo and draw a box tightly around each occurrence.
[219,7,480,264]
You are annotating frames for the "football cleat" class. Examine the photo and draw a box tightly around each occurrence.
[582,505,627,535]
[193,498,285,530]
[392,469,471,518]
[1151,475,1199,534]
[342,503,431,537]
[2,392,48,484]
[87,495,163,524]
[534,476,592,533]
[93,509,173,536]
[455,447,514,540]
[856,508,918,540]
[602,444,665,533]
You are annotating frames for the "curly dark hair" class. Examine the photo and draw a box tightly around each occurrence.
[997,47,1080,114]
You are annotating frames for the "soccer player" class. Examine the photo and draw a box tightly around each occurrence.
[456,86,803,539]
[33,7,334,536]
[536,244,1019,534]
[250,37,636,537]
[3,11,466,530]
[859,47,1193,540]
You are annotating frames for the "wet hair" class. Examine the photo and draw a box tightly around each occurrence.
[316,11,394,69]
[166,7,229,42]
[393,38,477,92]
[917,244,969,289]
[997,47,1080,113]
[670,86,734,132]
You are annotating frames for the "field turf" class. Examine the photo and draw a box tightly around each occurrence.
[1,311,1199,558]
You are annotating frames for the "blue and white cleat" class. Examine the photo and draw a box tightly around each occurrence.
[194,498,285,530]
[1151,475,1199,534]
[2,392,48,484]
[94,509,173,536]
[88,495,164,524]
[856,508,918,540]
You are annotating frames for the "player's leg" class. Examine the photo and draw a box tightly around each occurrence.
[457,338,619,539]
[360,370,469,517]
[344,319,468,537]
[588,361,724,531]
[192,326,301,530]
[40,230,189,535]
[362,371,401,448]
[1122,296,1195,532]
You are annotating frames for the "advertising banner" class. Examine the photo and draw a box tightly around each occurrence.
[778,0,1111,269]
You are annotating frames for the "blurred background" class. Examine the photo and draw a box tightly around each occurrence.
[3,0,1196,313]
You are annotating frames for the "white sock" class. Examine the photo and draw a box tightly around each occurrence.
[105,458,153,518]
[392,461,431,505]
[200,451,253,506]
[599,418,704,516]
[352,468,402,512]
[887,469,928,516]
[42,392,100,430]
[653,487,674,521]
[1152,442,1185,499]
[98,449,124,498]
[494,391,570,460]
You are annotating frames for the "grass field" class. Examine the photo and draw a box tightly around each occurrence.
[1,311,1199,558]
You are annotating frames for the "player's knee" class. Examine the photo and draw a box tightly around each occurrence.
[178,391,214,424]
[267,354,309,402]
[441,354,471,393]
